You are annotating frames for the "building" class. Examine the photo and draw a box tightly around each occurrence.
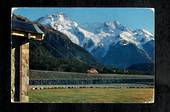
[11,20,44,102]
[87,68,98,74]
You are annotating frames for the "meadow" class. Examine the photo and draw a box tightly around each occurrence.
[29,88,154,103]
[29,70,154,103]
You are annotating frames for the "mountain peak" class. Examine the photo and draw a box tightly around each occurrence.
[133,29,154,37]
[36,14,154,65]
[37,12,70,25]
[37,12,78,29]
[58,13,65,20]
[50,12,67,20]
[113,20,120,26]
[104,20,121,29]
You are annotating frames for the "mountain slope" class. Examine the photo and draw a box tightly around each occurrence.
[37,13,155,70]
[142,40,155,60]
[29,25,103,72]
[37,13,102,53]
[127,63,154,75]
[102,42,152,68]
[12,15,103,72]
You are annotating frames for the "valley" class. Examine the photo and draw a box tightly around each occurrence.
[11,8,155,103]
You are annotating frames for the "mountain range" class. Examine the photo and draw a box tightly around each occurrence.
[12,13,154,74]
[12,14,103,73]
[37,13,155,69]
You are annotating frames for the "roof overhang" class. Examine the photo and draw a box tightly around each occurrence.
[12,30,44,41]
[11,20,45,41]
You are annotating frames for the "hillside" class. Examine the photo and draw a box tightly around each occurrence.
[12,14,155,74]
[29,25,104,72]
[37,13,155,69]
[12,15,103,73]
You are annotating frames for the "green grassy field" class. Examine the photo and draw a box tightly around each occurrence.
[29,88,154,103]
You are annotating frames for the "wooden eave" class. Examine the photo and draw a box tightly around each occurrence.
[12,30,44,41]
[12,20,45,41]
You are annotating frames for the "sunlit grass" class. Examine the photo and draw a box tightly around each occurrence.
[29,88,154,103]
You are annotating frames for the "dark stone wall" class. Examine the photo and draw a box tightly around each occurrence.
[30,79,154,85]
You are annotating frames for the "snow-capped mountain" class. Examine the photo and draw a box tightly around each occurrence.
[37,13,155,68]
[37,13,101,53]
[37,13,80,45]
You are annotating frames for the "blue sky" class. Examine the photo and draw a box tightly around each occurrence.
[13,7,154,34]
